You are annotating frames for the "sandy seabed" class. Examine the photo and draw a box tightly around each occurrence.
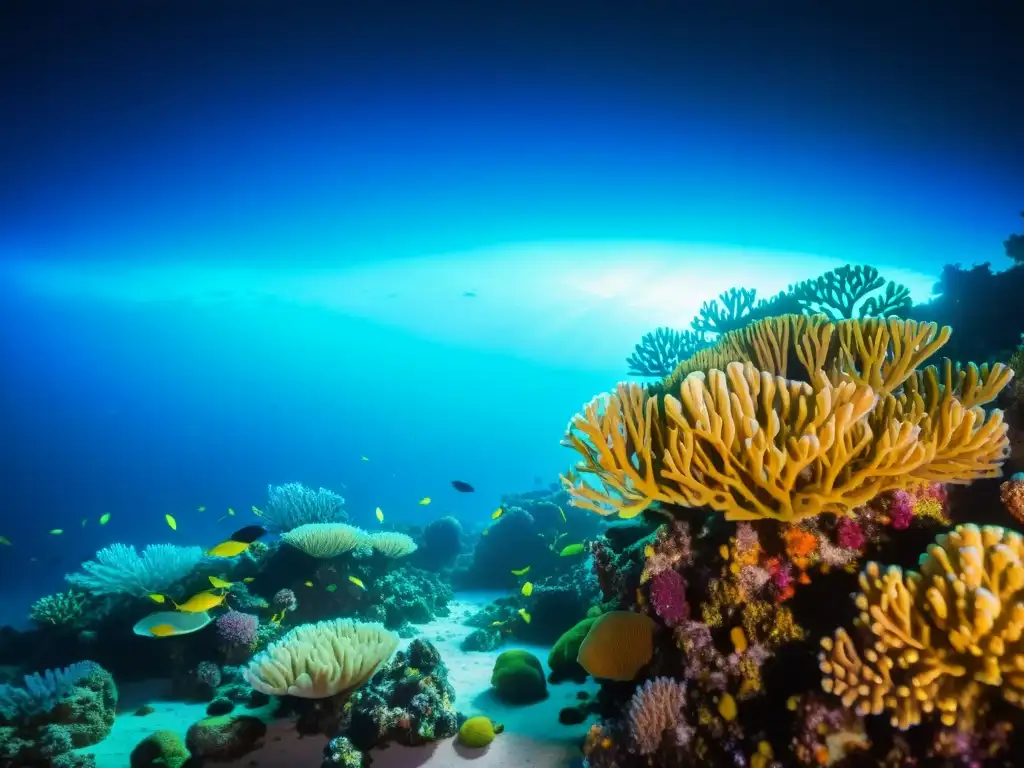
[78,592,595,767]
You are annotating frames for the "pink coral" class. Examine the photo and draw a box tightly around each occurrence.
[889,489,914,529]
[649,569,688,627]
[626,677,689,755]
[835,517,865,550]
[215,609,259,647]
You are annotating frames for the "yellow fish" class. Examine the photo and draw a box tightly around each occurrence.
[197,506,206,512]
[148,623,178,637]
[206,540,249,558]
[208,576,233,589]
[521,582,533,597]
[304,581,314,587]
[148,594,166,604]
[643,545,655,558]
[418,497,431,506]
[227,507,235,516]
[490,620,505,627]
[361,456,369,461]
[50,529,63,535]
[165,514,177,531]
[99,513,111,525]
[556,505,567,522]
[559,543,585,557]
[270,611,285,625]
[517,608,531,624]
[491,507,504,520]
[0,536,10,546]
[375,507,384,522]
[242,577,255,583]
[172,590,227,613]
[348,576,366,589]
[510,566,531,576]
[251,506,263,516]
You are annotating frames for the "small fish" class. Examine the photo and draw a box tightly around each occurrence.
[50,529,63,535]
[148,594,166,604]
[99,513,111,525]
[461,290,477,298]
[227,507,235,516]
[361,456,369,461]
[304,581,314,587]
[251,506,263,517]
[172,590,228,613]
[559,543,585,557]
[148,623,178,638]
[206,540,248,558]
[197,506,206,512]
[490,620,505,627]
[208,576,233,589]
[521,582,533,597]
[269,611,284,624]
[451,480,475,493]
[0,536,10,546]
[643,545,655,558]
[375,507,384,523]
[348,576,366,589]
[510,566,531,576]
[481,529,489,536]
[325,584,337,593]
[418,497,431,506]
[556,505,567,522]
[165,514,177,531]
[81,518,87,527]
[491,508,504,520]
[242,577,255,583]
[517,608,531,624]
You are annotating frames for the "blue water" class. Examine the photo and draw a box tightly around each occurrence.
[0,0,1020,628]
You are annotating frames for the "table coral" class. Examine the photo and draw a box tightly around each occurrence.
[819,523,1024,730]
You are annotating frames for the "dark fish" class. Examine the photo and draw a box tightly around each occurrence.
[230,525,268,544]
[462,291,477,298]
[451,480,475,493]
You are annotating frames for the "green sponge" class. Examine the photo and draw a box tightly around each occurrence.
[548,617,597,683]
[458,716,504,748]
[129,730,189,768]
[490,649,547,704]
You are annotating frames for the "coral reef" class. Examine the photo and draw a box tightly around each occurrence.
[263,482,348,531]
[0,661,117,766]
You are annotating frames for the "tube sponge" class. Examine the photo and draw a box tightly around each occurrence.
[245,618,398,698]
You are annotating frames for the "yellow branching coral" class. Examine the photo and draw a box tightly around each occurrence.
[561,314,1011,522]
[563,360,1009,522]
[819,524,1024,730]
[658,315,950,398]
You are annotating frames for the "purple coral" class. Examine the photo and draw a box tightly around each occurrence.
[649,569,688,627]
[215,610,259,647]
[272,588,297,612]
[889,489,913,529]
[626,677,689,755]
[835,517,866,550]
